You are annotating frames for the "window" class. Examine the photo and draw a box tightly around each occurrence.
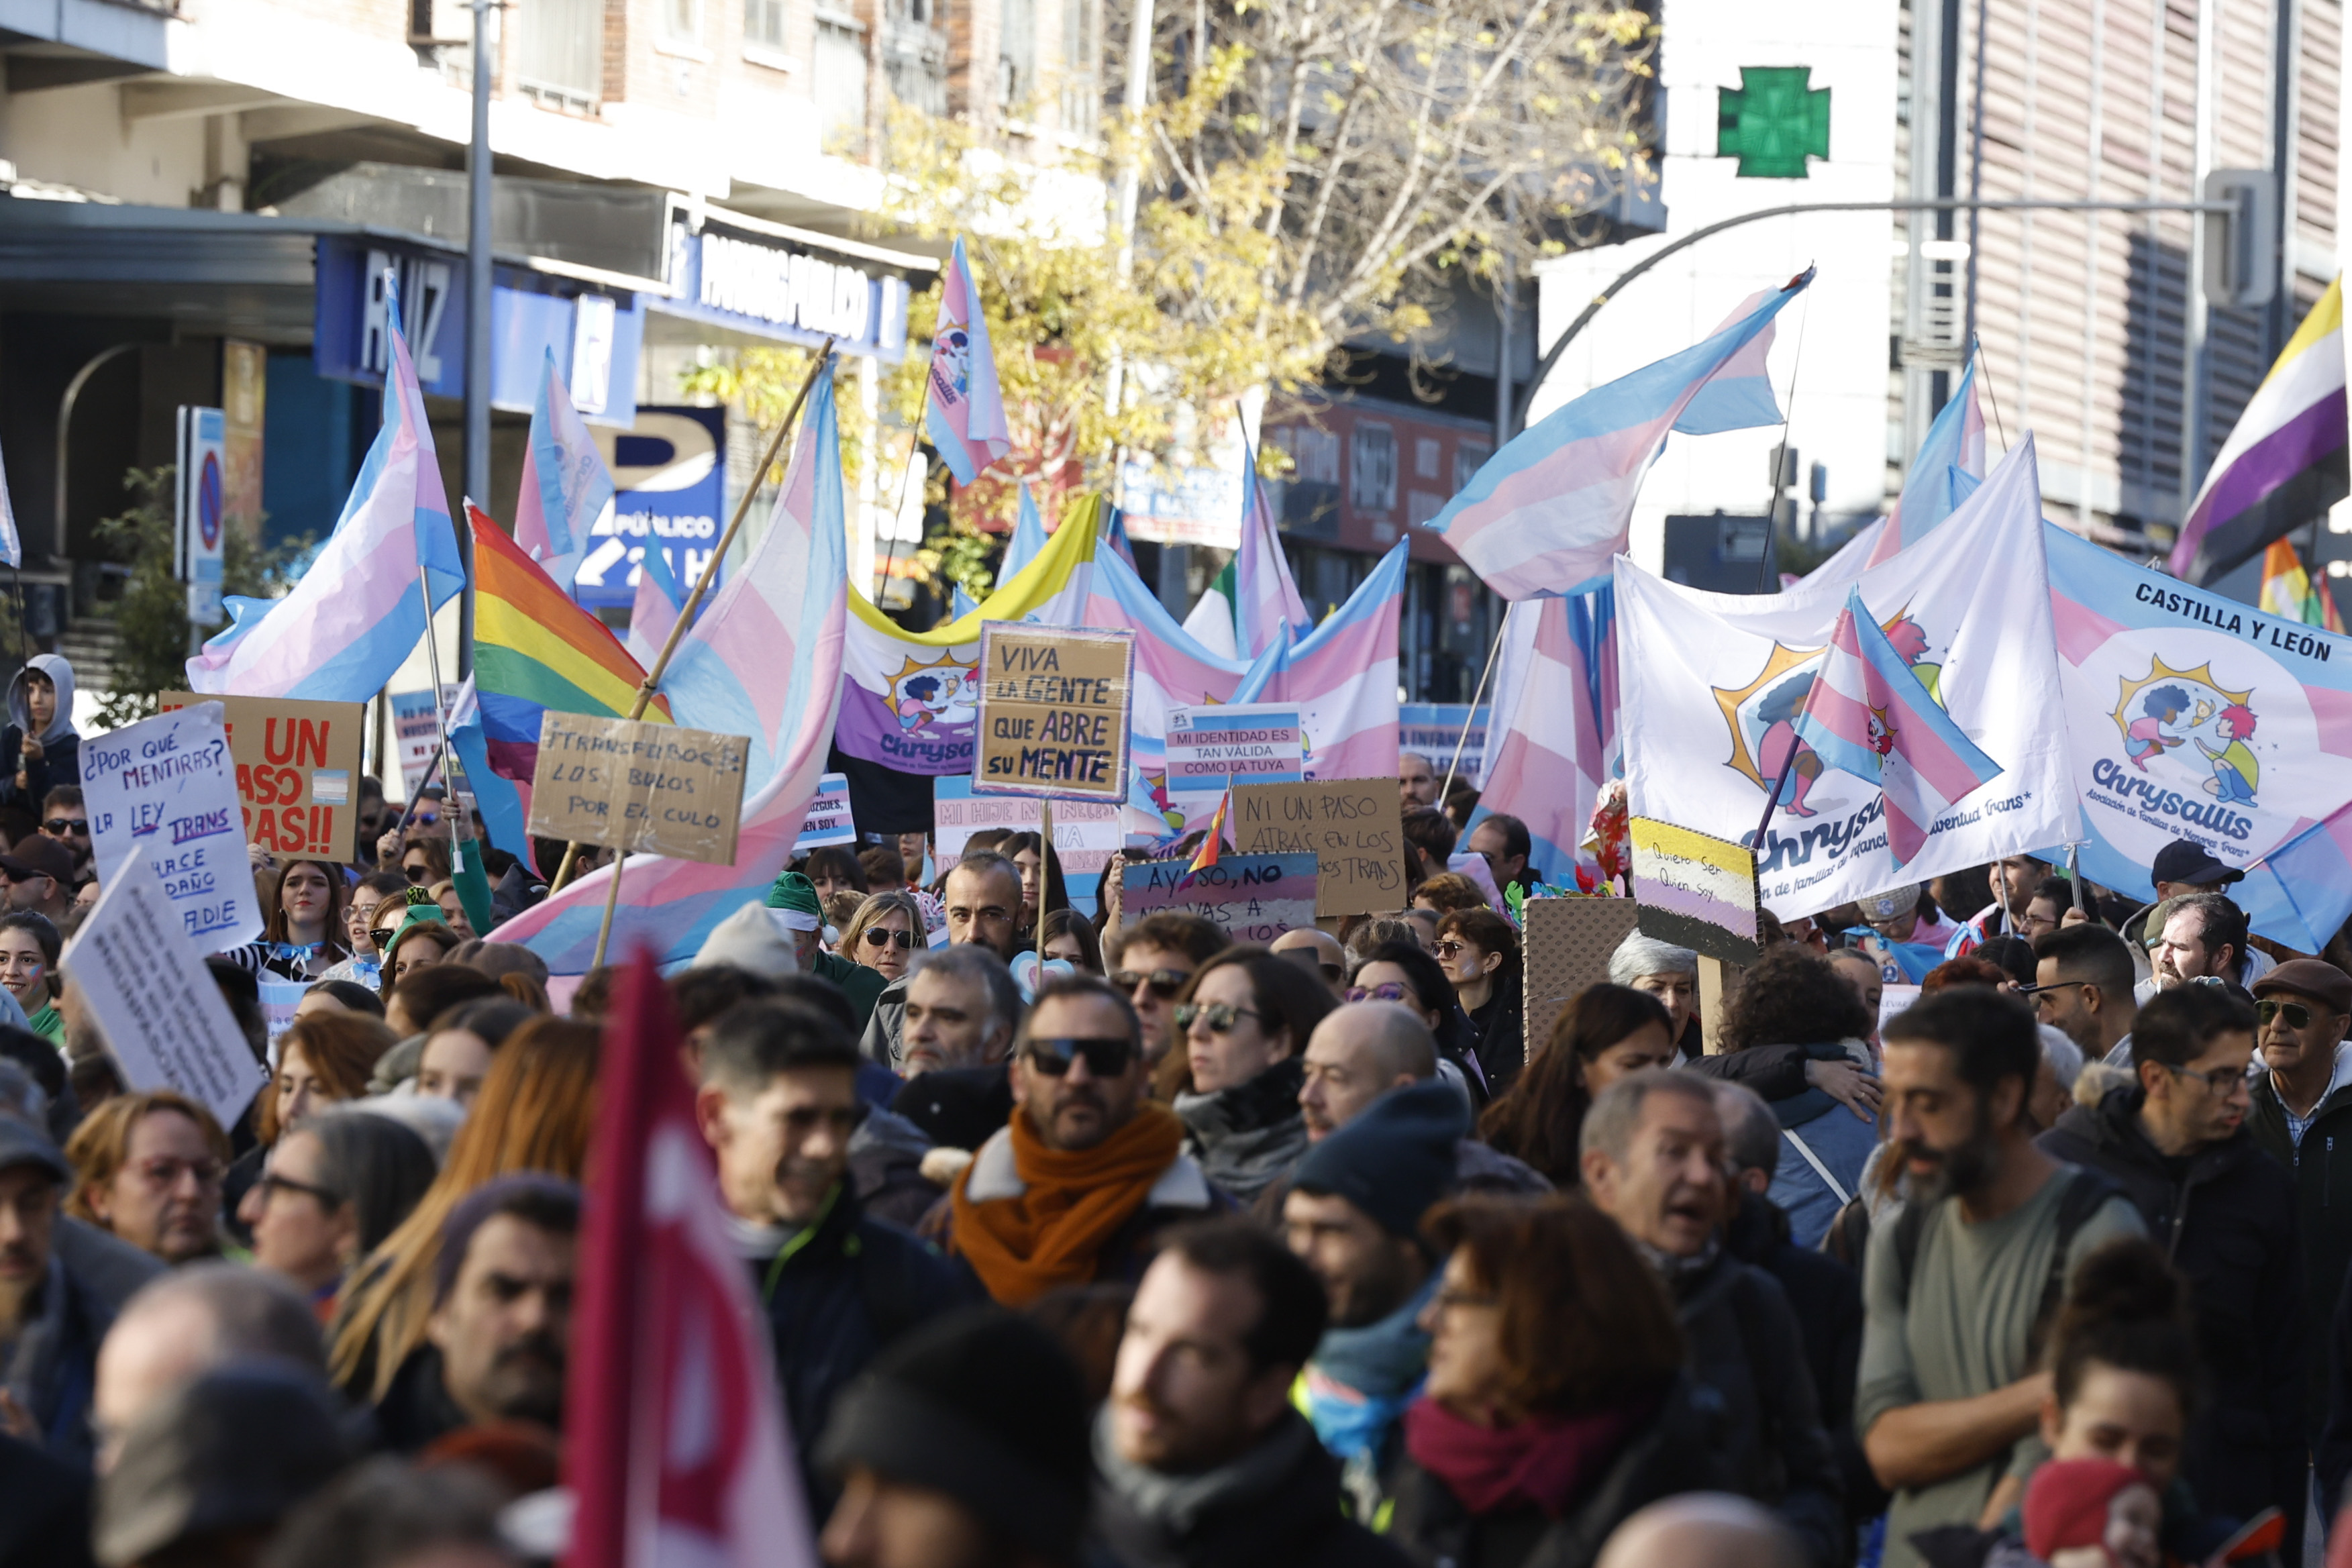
[519,0,603,108]
[1453,440,1490,494]
[664,0,701,42]
[1289,426,1340,484]
[745,0,784,49]
[999,0,1035,110]
[1059,0,1096,136]
[1350,423,1396,515]
[1415,436,1441,480]
[815,9,868,141]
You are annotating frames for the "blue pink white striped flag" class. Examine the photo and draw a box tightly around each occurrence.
[513,347,615,591]
[492,368,850,974]
[924,238,1013,485]
[1865,358,1987,569]
[1235,454,1315,656]
[1472,586,1619,884]
[1001,480,1050,580]
[1429,269,1812,600]
[623,524,688,670]
[186,277,463,700]
[1792,586,2003,867]
[1231,541,1407,780]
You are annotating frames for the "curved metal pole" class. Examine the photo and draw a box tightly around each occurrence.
[55,342,139,558]
[1511,195,2234,434]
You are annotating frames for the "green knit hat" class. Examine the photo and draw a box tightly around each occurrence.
[764,870,824,932]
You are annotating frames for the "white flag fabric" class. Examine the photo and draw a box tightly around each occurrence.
[1616,435,2078,917]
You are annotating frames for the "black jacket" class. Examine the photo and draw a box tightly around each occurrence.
[1092,1410,1408,1568]
[2039,1090,2306,1554]
[893,1063,1014,1153]
[1671,1249,1847,1567]
[1722,1190,1884,1524]
[371,1344,470,1455]
[0,1432,91,1568]
[2315,1255,2352,1525]
[1468,987,1525,1098]
[2249,1068,2352,1434]
[1385,1378,1727,1568]
[755,1185,971,1514]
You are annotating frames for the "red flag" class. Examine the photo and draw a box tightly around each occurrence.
[562,955,814,1568]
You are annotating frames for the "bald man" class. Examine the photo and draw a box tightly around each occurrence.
[1272,927,1347,993]
[1398,751,1439,808]
[1596,1494,1805,1568]
[1299,1003,1439,1141]
[92,1262,327,1473]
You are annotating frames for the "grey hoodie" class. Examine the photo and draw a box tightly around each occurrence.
[7,654,76,747]
[2,654,78,809]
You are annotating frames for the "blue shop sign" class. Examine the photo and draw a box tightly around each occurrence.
[658,213,910,362]
[572,405,728,611]
[313,236,646,424]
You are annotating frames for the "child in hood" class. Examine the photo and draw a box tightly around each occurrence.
[0,655,76,813]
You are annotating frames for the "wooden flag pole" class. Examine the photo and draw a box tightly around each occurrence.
[549,339,837,897]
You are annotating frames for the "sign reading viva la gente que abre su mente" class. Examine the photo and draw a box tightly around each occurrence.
[973,624,1135,801]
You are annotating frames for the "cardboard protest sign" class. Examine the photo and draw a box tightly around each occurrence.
[1521,896,1640,1060]
[527,713,750,866]
[974,624,1133,800]
[1628,817,1761,964]
[1164,703,1303,797]
[64,852,265,1127]
[160,692,367,861]
[389,686,462,796]
[81,702,260,952]
[934,774,1120,913]
[795,773,858,849]
[1122,851,1320,944]
[1231,779,1405,918]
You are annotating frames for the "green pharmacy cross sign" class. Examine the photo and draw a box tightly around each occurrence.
[1718,66,1831,178]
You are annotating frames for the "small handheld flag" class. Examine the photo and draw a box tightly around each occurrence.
[924,238,1013,485]
[1176,790,1231,891]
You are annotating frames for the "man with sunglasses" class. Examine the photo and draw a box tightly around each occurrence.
[36,787,89,882]
[695,1000,967,1515]
[2037,986,2305,1552]
[2245,960,2352,1430]
[1105,912,1225,1069]
[945,974,1220,1304]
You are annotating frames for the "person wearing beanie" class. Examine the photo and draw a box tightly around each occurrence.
[817,1306,1094,1568]
[1282,1082,1467,1521]
[2021,1458,2162,1568]
[769,871,888,1029]
[1093,1218,1409,1568]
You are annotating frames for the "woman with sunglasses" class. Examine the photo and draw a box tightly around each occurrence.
[259,858,352,981]
[1347,940,1490,1106]
[1166,945,1338,1202]
[840,891,925,986]
[1476,984,1676,1188]
[319,872,411,987]
[240,1106,437,1317]
[1435,908,1526,1097]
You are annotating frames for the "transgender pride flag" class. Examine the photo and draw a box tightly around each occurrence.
[1233,541,1407,780]
[1867,357,1987,568]
[187,277,464,700]
[924,238,1013,484]
[491,368,850,974]
[1472,586,1619,884]
[1001,481,1050,580]
[513,346,616,592]
[1430,269,1812,600]
[1794,586,2002,866]
[1080,543,1252,786]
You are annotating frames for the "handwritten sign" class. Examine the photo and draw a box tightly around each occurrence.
[526,713,751,866]
[64,851,264,1127]
[160,692,367,862]
[1123,851,1320,943]
[933,774,1120,914]
[81,702,260,952]
[1629,817,1761,965]
[1232,779,1406,919]
[973,623,1133,800]
[795,772,858,849]
[1165,703,1303,796]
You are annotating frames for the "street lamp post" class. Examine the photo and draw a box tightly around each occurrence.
[460,0,493,678]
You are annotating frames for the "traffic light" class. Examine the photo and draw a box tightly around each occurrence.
[1718,67,1831,179]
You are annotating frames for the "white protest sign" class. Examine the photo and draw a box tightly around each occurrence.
[1165,703,1304,798]
[79,702,260,952]
[795,773,858,849]
[64,852,264,1128]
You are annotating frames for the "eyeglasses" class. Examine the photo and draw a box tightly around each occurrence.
[403,866,433,884]
[2157,1061,2251,1096]
[1435,939,1474,959]
[1345,982,1411,1004]
[1025,1036,1137,1077]
[1111,968,1192,999]
[2257,998,2319,1030]
[41,819,85,836]
[256,1171,342,1208]
[1176,1001,1262,1035]
[132,1157,224,1189]
[862,927,918,950]
[369,927,401,946]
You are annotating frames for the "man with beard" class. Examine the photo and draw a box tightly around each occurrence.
[943,975,1221,1304]
[697,1000,968,1514]
[373,1174,580,1453]
[1282,1081,1464,1520]
[1857,988,2144,1568]
[1580,1072,1845,1567]
[864,853,1027,1065]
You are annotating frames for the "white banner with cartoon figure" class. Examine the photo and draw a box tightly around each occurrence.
[1617,436,2079,918]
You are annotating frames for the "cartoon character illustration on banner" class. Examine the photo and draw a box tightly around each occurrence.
[1715,610,1942,821]
[929,329,972,416]
[885,654,980,735]
[2108,658,2261,811]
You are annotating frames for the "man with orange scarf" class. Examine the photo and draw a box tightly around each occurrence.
[948,974,1224,1304]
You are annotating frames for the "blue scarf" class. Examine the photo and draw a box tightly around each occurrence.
[1302,1275,1437,1463]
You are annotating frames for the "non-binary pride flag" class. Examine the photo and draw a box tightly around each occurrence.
[562,959,812,1568]
[513,347,616,592]
[1429,269,1812,600]
[2170,276,2347,585]
[2048,520,2352,951]
[187,278,463,700]
[1791,586,2003,867]
[1617,435,2076,919]
[925,238,1013,485]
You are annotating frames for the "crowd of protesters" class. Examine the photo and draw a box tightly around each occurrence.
[3,691,2350,1568]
